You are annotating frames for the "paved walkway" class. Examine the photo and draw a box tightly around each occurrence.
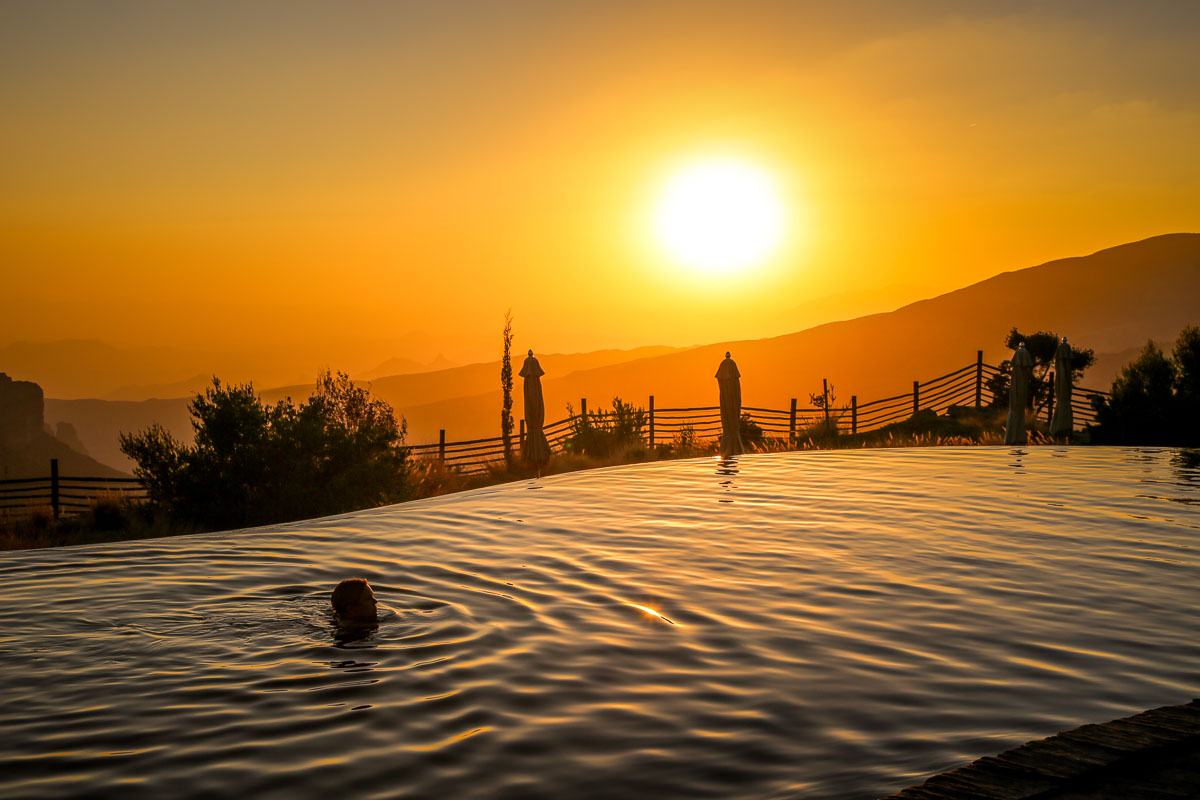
[882,699,1200,799]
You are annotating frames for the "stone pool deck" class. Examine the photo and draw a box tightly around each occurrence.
[882,698,1200,799]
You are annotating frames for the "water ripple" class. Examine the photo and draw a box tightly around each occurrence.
[1,446,1199,799]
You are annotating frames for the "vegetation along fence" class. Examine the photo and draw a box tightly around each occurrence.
[408,351,1112,475]
[1,351,1112,518]
[0,459,147,521]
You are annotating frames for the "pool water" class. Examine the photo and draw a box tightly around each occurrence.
[1,447,1198,799]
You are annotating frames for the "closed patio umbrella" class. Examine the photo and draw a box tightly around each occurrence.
[716,352,745,457]
[1050,337,1073,439]
[1004,342,1033,445]
[520,350,551,468]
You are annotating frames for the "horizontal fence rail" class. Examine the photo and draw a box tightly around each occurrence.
[2,352,1119,516]
[0,460,146,521]
[403,353,1114,476]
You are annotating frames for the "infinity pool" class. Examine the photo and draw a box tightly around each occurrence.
[1,447,1197,799]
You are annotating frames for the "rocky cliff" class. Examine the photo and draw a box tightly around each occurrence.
[0,373,126,479]
[0,373,44,450]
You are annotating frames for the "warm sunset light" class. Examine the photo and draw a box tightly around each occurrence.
[652,159,786,274]
[3,4,1200,799]
[625,600,677,625]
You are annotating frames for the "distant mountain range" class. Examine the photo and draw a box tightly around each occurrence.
[43,344,695,471]
[345,233,1200,443]
[0,340,315,400]
[100,374,215,402]
[0,341,459,400]
[29,233,1200,471]
[362,354,458,380]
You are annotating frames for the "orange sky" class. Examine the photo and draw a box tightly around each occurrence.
[3,1,1198,370]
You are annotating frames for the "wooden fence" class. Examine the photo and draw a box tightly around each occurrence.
[0,352,1112,518]
[0,458,146,521]
[407,352,1112,475]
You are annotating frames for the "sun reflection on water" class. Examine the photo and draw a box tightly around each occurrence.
[624,601,677,625]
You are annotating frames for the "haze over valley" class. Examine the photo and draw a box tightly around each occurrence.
[8,233,1195,474]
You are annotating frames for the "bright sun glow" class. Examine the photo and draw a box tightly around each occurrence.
[652,158,786,274]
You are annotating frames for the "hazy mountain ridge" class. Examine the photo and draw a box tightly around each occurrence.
[0,340,315,400]
[259,344,694,408]
[774,282,949,331]
[0,340,451,400]
[44,343,697,470]
[362,354,457,380]
[0,340,185,400]
[36,234,1200,468]
[391,233,1200,441]
[102,374,215,402]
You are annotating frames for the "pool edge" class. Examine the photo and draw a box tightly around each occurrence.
[880,697,1200,799]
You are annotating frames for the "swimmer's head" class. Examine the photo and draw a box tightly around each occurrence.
[331,578,377,622]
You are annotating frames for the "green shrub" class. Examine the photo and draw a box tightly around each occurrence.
[563,397,647,457]
[986,328,1095,407]
[120,370,410,530]
[1089,330,1195,445]
[89,495,129,531]
[658,424,702,457]
[800,415,840,443]
[1173,326,1200,444]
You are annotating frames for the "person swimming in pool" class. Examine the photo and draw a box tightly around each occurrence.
[331,578,378,623]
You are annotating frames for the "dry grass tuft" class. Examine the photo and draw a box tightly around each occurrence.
[0,499,196,552]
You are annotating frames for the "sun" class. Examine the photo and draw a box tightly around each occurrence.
[652,158,786,275]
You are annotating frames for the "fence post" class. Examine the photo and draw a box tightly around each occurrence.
[519,419,526,450]
[648,395,655,449]
[851,396,858,435]
[50,458,59,520]
[789,398,797,444]
[913,380,920,416]
[438,429,446,463]
[1046,371,1055,422]
[822,379,831,426]
[580,398,588,427]
[975,349,983,409]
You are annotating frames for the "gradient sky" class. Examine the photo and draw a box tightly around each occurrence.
[3,1,1198,368]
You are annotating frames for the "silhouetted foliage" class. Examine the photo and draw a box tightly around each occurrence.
[500,311,515,469]
[563,397,646,457]
[1,499,196,552]
[801,416,841,442]
[89,494,128,531]
[120,371,409,530]
[808,382,836,413]
[985,327,1095,407]
[1090,326,1200,445]
[763,406,1011,452]
[668,423,700,455]
[1174,326,1200,445]
[806,381,841,437]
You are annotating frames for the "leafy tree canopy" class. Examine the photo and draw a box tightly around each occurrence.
[564,397,646,457]
[1091,326,1200,446]
[120,370,409,530]
[986,327,1095,407]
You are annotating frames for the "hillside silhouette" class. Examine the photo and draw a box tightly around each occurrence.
[101,374,214,402]
[384,233,1200,441]
[38,233,1200,468]
[362,354,457,380]
[0,340,316,400]
[45,344,694,471]
[258,344,691,410]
